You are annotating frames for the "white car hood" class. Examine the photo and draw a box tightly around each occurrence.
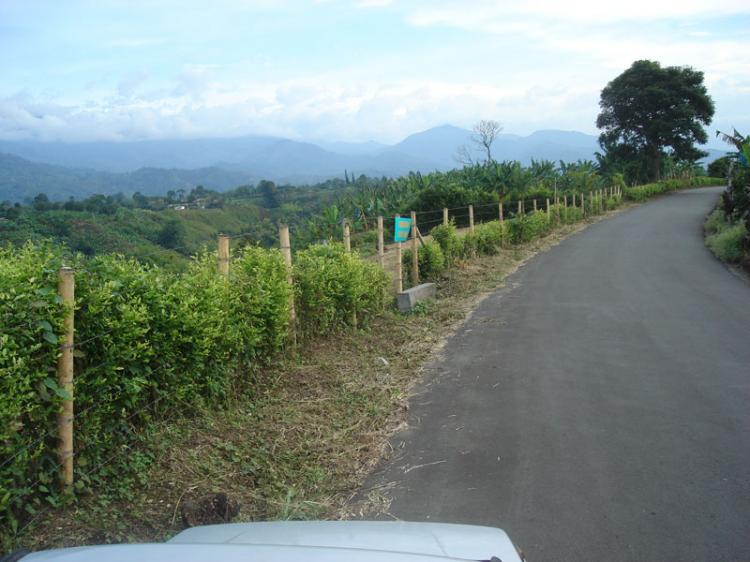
[23,521,523,562]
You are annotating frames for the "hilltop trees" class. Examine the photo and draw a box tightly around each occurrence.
[596,60,715,183]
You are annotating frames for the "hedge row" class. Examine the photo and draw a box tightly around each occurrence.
[624,176,723,202]
[403,191,622,285]
[0,241,388,541]
[401,177,722,285]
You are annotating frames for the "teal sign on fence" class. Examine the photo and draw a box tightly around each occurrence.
[393,217,412,242]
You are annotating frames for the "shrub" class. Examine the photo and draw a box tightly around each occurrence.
[704,209,726,235]
[402,241,446,284]
[624,177,722,202]
[0,243,65,537]
[430,222,463,265]
[231,246,292,362]
[506,211,550,244]
[294,243,389,336]
[473,221,504,255]
[706,223,747,263]
[1,240,388,541]
[561,204,584,224]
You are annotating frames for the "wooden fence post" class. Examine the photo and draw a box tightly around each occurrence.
[582,192,586,216]
[395,242,403,293]
[377,216,384,268]
[533,199,537,212]
[546,198,551,221]
[499,202,504,223]
[279,225,297,342]
[343,221,351,253]
[410,211,419,286]
[443,207,449,226]
[217,234,230,277]
[563,195,568,222]
[517,200,522,216]
[57,266,75,489]
[468,205,475,232]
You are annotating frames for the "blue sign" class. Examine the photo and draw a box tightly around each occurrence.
[394,217,412,242]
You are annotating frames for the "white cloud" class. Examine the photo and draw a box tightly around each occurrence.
[1,0,747,143]
[401,0,750,26]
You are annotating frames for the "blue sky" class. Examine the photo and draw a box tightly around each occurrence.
[1,0,748,146]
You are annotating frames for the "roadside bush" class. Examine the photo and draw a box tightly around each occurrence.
[294,243,389,336]
[624,177,723,202]
[704,209,726,235]
[430,222,463,265]
[473,221,504,255]
[231,246,292,362]
[506,211,550,244]
[461,231,478,257]
[0,243,65,537]
[1,240,387,543]
[706,223,747,263]
[562,204,584,224]
[403,241,446,284]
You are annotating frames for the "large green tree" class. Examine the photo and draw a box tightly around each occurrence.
[596,60,715,182]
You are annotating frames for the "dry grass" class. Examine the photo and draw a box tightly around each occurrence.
[16,210,623,551]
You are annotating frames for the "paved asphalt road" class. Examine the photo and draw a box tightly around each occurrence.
[361,186,750,561]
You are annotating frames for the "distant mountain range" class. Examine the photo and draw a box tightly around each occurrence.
[0,125,728,202]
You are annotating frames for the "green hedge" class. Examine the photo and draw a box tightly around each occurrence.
[294,243,389,336]
[0,240,387,543]
[624,177,723,202]
[402,242,446,285]
[705,208,747,264]
[0,243,66,538]
[506,211,551,244]
[430,222,463,265]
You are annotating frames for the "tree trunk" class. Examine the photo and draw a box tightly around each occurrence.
[647,144,661,181]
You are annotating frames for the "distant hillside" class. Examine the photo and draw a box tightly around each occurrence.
[0,126,727,201]
[0,153,258,202]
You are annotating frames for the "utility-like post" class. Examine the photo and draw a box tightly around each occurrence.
[410,211,419,286]
[343,221,351,253]
[57,266,75,489]
[377,216,384,268]
[279,225,296,343]
[218,234,230,277]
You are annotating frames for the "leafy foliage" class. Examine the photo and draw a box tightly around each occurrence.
[402,242,446,284]
[294,244,389,338]
[429,222,463,265]
[506,211,551,244]
[0,240,387,544]
[597,60,715,183]
[706,223,746,263]
[623,177,720,202]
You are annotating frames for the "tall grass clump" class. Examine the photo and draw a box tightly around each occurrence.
[706,224,746,262]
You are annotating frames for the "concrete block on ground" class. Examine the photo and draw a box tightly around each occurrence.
[397,283,436,313]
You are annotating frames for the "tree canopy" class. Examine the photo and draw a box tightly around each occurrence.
[596,60,714,183]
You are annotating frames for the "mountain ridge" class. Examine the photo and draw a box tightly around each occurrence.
[0,127,727,202]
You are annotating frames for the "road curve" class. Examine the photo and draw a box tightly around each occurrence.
[361,186,750,562]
